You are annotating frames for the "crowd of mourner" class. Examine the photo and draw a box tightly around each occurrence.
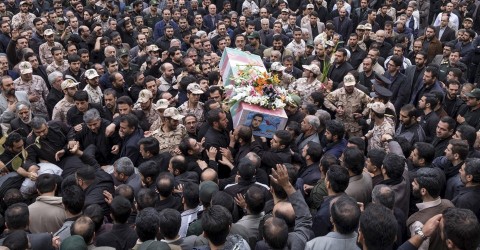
[0,0,480,249]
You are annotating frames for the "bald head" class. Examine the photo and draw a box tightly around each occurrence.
[273,201,295,228]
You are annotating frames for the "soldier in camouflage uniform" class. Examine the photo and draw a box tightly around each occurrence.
[52,79,78,122]
[83,69,103,105]
[324,74,371,138]
[133,89,161,128]
[14,62,49,117]
[38,29,63,65]
[177,83,205,126]
[149,99,169,131]
[11,1,35,29]
[270,62,295,88]
[46,47,69,75]
[151,107,187,154]
[363,102,394,152]
[288,64,323,104]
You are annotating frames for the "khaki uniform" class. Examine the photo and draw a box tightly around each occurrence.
[84,84,103,105]
[280,72,296,88]
[152,124,187,153]
[324,87,371,137]
[365,118,394,152]
[177,102,205,125]
[11,12,36,29]
[38,42,63,65]
[52,98,75,123]
[14,75,49,117]
[133,104,161,127]
[149,117,163,131]
[46,60,69,75]
[288,78,323,104]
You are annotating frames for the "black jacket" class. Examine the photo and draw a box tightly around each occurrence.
[83,169,115,218]
[96,223,138,250]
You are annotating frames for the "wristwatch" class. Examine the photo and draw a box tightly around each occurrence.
[414,227,427,240]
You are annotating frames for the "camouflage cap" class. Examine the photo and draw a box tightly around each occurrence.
[187,83,204,94]
[61,79,79,90]
[154,99,169,110]
[163,107,184,120]
[137,89,153,103]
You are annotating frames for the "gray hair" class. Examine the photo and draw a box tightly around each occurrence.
[83,109,101,123]
[316,110,331,128]
[170,39,181,46]
[196,30,207,37]
[372,184,395,210]
[261,18,269,24]
[306,115,320,130]
[48,71,63,86]
[31,116,47,130]
[114,157,135,176]
[16,101,30,111]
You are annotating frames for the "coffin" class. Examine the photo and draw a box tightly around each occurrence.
[230,102,288,139]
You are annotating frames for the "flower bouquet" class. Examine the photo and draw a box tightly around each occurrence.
[225,64,288,110]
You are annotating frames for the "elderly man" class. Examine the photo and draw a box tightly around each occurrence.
[324,74,371,137]
[296,115,321,150]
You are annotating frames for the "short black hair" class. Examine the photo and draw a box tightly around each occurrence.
[456,124,477,147]
[326,120,345,140]
[443,208,480,250]
[274,130,292,147]
[159,208,181,239]
[367,149,386,169]
[343,147,365,175]
[306,141,323,162]
[413,142,435,165]
[135,188,158,211]
[2,230,28,250]
[110,196,132,224]
[138,160,160,182]
[331,195,361,234]
[138,137,159,155]
[382,153,405,180]
[360,203,398,249]
[5,203,29,230]
[465,158,480,184]
[73,90,89,102]
[182,182,200,209]
[415,167,442,198]
[62,185,85,215]
[202,205,232,246]
[136,207,160,241]
[171,155,187,174]
[119,113,138,129]
[326,165,349,193]
[35,173,57,194]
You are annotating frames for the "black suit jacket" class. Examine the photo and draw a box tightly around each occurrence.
[435,26,456,43]
[96,224,138,250]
